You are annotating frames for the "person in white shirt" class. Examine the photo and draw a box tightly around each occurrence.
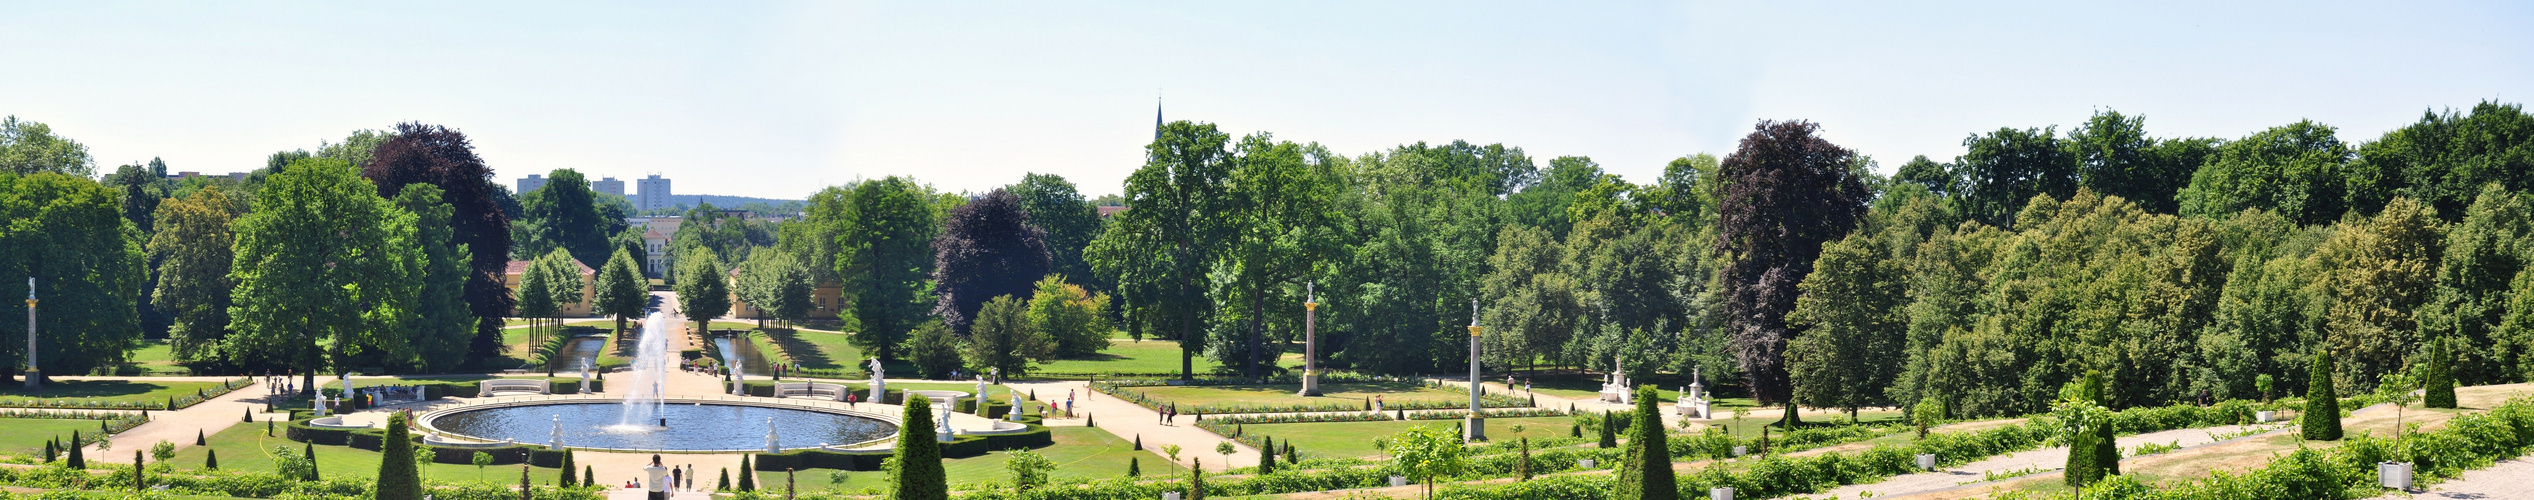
[644,455,670,500]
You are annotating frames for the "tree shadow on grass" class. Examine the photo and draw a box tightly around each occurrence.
[759,328,840,370]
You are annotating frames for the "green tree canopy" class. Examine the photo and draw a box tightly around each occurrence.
[227,159,418,391]
[0,173,145,379]
[0,116,95,177]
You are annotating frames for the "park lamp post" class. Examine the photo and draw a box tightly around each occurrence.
[1297,282,1321,397]
[1464,298,1484,442]
[23,277,38,391]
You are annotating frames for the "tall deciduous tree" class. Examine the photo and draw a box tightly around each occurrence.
[1009,174,1106,291]
[2177,120,2353,226]
[0,173,145,381]
[149,187,240,370]
[673,248,731,338]
[518,169,622,267]
[365,123,512,366]
[1956,125,2077,227]
[735,250,810,328]
[1217,134,1343,377]
[1089,121,1235,380]
[1786,233,1907,420]
[2349,101,2534,222]
[836,177,939,361]
[2311,197,2442,392]
[593,249,648,335]
[2418,184,2528,385]
[392,184,477,373]
[228,159,417,393]
[965,295,1052,378]
[933,189,1051,334]
[0,116,96,177]
[1715,120,1871,417]
[1479,226,1580,372]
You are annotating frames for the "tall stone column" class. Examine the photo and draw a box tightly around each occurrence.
[22,277,37,391]
[1297,283,1321,397]
[1464,299,1485,442]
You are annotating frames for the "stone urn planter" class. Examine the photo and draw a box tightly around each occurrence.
[2380,462,2412,490]
[1709,487,1735,500]
[2255,410,2275,423]
[1578,459,1596,468]
[1389,475,1408,487]
[1732,445,1748,457]
[1163,492,1182,500]
[1916,453,1938,470]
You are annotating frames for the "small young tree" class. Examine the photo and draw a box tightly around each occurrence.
[1161,444,1183,467]
[471,451,493,481]
[2378,372,2421,459]
[1386,425,1467,499]
[1912,399,1943,440]
[2303,349,2342,441]
[1214,441,1236,466]
[2423,336,2456,409]
[1189,457,1207,500]
[1003,449,1053,492]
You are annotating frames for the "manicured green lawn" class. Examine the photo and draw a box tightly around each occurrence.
[126,340,189,375]
[168,421,562,483]
[1236,416,1581,459]
[759,427,1178,492]
[0,418,118,456]
[0,379,229,407]
[1115,381,1471,411]
[754,329,861,371]
[1033,339,1222,376]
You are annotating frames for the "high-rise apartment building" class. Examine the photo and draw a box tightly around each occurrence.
[592,177,625,197]
[517,174,547,194]
[637,175,672,212]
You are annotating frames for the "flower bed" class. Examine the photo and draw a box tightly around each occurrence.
[0,378,251,411]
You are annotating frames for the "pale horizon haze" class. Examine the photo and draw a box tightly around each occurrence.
[5,1,2528,200]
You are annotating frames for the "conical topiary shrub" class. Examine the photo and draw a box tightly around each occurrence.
[2304,349,2342,441]
[374,413,422,500]
[2425,336,2456,409]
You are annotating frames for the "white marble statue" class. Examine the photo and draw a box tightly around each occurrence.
[867,357,887,403]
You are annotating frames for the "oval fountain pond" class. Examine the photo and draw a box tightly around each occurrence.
[428,402,895,452]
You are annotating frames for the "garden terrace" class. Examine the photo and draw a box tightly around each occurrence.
[1093,380,1526,414]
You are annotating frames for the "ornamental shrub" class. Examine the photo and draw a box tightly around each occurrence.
[205,449,218,470]
[890,395,947,500]
[738,455,756,491]
[2425,336,2456,409]
[1613,386,1677,500]
[1258,436,1275,474]
[1597,411,1617,448]
[67,431,84,469]
[2304,349,2342,440]
[375,413,422,500]
[558,451,576,487]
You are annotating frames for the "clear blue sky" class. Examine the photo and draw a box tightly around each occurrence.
[6,1,2527,199]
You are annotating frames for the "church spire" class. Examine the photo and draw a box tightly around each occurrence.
[1153,96,1164,140]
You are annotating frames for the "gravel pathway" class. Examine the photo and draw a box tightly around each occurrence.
[1804,421,2281,499]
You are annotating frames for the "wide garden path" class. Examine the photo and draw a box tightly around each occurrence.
[1004,379,1257,470]
[68,376,285,464]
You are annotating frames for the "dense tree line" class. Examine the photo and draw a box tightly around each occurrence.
[2,100,2528,409]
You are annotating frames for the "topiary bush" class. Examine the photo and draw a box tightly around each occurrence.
[2303,349,2343,440]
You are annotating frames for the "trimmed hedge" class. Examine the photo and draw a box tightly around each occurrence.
[752,423,1056,471]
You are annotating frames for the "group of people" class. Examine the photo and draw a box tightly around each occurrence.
[633,455,701,498]
[353,385,426,405]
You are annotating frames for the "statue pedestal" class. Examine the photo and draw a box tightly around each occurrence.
[1599,384,1631,404]
[1679,400,1712,419]
[1296,370,1321,397]
[1463,416,1486,442]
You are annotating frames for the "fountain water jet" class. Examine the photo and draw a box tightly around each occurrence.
[611,310,673,431]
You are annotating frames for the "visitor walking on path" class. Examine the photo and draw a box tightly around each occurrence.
[643,455,670,500]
